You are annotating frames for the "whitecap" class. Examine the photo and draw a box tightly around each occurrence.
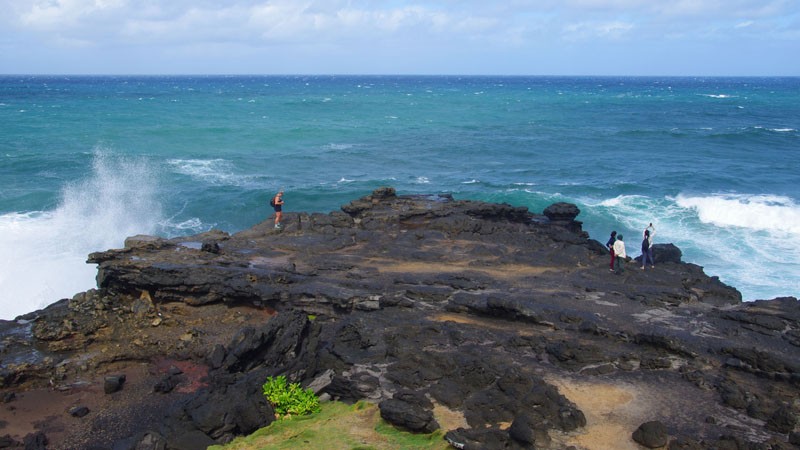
[596,194,649,209]
[675,193,800,234]
[699,94,735,99]
[170,218,205,231]
[167,158,250,186]
[462,179,480,184]
[325,143,354,151]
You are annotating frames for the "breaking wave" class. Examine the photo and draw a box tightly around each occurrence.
[0,152,164,319]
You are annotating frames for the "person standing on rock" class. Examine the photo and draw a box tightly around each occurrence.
[642,223,655,269]
[271,190,284,229]
[641,229,654,269]
[613,234,627,274]
[606,231,617,272]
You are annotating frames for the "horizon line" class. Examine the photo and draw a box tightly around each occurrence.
[2,73,799,78]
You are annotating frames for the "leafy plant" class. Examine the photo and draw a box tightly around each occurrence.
[262,375,321,417]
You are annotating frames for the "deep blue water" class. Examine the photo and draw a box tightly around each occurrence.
[1,75,798,318]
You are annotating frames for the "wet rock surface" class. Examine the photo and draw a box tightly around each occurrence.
[0,187,798,449]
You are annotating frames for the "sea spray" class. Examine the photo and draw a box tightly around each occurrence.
[0,152,163,319]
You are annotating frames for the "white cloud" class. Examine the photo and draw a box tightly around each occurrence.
[563,20,634,41]
[18,0,126,29]
[0,0,798,74]
[3,0,798,45]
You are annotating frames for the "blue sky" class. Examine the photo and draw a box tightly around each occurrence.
[0,0,798,76]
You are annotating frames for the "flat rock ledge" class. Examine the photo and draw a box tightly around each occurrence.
[1,187,798,449]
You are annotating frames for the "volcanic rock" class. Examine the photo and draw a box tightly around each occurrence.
[632,420,668,448]
[379,390,439,433]
[0,188,798,449]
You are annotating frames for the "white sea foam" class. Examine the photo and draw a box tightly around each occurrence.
[674,193,800,299]
[0,152,163,320]
[699,94,735,99]
[325,143,354,151]
[675,193,800,234]
[171,218,204,230]
[167,158,251,186]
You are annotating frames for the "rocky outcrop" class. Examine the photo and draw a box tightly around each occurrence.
[0,188,798,449]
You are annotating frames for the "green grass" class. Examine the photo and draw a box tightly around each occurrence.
[210,401,450,450]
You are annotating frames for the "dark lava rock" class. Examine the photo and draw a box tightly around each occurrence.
[104,375,126,394]
[632,420,669,448]
[1,188,797,450]
[654,243,682,263]
[124,431,167,450]
[201,240,220,254]
[379,392,440,434]
[508,414,537,446]
[543,202,580,222]
[165,430,215,450]
[766,404,798,434]
[153,374,180,394]
[0,435,22,448]
[22,432,47,450]
[68,405,90,418]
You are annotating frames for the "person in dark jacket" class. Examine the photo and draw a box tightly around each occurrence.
[606,231,617,272]
[641,223,655,269]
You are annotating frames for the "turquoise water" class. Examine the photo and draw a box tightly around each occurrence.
[1,75,799,318]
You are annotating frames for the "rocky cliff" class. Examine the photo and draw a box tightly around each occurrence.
[1,187,798,449]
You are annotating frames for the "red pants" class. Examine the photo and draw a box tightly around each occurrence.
[609,249,615,269]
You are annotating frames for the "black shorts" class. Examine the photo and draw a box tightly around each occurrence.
[274,205,282,212]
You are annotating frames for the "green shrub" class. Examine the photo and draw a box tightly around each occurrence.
[262,375,321,417]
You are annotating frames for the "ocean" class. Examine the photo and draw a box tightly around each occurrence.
[1,75,798,319]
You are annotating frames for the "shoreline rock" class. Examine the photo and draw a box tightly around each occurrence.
[0,187,797,449]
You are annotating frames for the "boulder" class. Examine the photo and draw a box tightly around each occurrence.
[653,243,682,263]
[766,405,797,434]
[508,414,536,446]
[542,202,580,222]
[104,375,126,394]
[378,393,439,434]
[632,420,669,448]
[68,405,90,417]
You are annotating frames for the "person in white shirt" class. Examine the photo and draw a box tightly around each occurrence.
[613,234,627,274]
